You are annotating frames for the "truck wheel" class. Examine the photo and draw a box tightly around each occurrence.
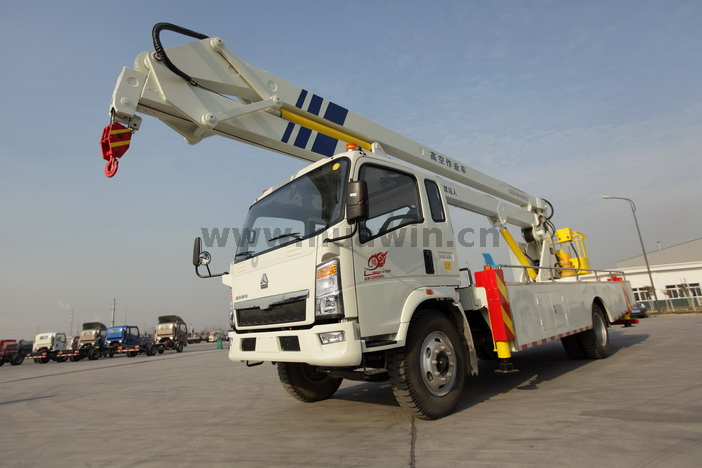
[127,351,137,358]
[88,348,101,360]
[176,343,184,353]
[0,361,4,366]
[108,349,116,358]
[56,355,69,363]
[560,334,586,359]
[579,303,610,359]
[11,354,24,365]
[157,348,164,354]
[387,310,466,420]
[70,355,81,362]
[146,345,157,356]
[277,362,342,402]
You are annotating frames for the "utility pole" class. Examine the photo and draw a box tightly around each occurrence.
[111,299,116,326]
[602,196,661,313]
[69,309,74,336]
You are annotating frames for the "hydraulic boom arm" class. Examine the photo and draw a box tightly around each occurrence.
[104,23,550,246]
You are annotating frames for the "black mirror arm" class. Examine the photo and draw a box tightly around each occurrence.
[323,222,359,243]
[195,264,229,279]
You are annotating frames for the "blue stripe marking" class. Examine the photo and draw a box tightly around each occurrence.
[308,94,323,115]
[323,102,348,126]
[281,121,295,143]
[295,89,308,109]
[294,126,312,149]
[311,134,338,157]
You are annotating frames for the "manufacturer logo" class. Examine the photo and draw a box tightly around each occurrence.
[366,251,388,271]
[260,274,268,289]
[364,251,390,281]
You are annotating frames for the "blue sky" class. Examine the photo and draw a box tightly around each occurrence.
[1,1,701,339]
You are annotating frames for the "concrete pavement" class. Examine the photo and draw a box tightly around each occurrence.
[1,315,700,467]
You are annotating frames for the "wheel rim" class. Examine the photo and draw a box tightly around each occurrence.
[419,331,457,396]
[593,311,608,347]
[300,364,329,384]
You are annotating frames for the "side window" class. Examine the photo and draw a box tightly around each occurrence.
[424,179,446,222]
[359,165,421,242]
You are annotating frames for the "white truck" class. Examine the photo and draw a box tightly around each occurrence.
[27,332,70,363]
[102,23,635,419]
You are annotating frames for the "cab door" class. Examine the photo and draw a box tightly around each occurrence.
[352,163,430,338]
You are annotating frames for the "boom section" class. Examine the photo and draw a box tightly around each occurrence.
[109,31,544,228]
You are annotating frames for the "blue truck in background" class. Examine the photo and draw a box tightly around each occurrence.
[105,325,157,357]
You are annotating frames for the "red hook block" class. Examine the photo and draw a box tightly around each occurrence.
[100,122,131,178]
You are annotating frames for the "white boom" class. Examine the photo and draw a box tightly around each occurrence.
[108,24,549,239]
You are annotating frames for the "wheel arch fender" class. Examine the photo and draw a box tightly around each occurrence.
[396,288,478,377]
[593,296,612,325]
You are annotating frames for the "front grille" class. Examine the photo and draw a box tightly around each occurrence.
[236,299,306,327]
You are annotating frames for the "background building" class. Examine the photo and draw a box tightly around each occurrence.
[615,238,702,311]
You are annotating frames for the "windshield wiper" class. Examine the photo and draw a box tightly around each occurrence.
[235,250,254,259]
[268,232,303,242]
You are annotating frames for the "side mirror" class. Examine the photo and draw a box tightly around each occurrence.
[192,237,228,278]
[192,237,202,266]
[346,181,369,223]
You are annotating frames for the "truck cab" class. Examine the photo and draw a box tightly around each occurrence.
[154,316,188,352]
[225,149,457,367]
[0,340,24,366]
[31,332,69,363]
[105,326,142,347]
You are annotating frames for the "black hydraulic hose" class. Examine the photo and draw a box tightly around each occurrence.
[152,23,209,86]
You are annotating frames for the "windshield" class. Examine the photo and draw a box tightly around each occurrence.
[235,158,349,262]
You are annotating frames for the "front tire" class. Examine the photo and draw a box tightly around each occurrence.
[277,362,342,402]
[88,348,101,360]
[11,354,24,366]
[387,310,466,420]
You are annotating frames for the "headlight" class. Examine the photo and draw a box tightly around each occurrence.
[316,259,344,319]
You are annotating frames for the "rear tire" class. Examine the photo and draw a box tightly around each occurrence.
[11,354,24,365]
[561,334,586,359]
[176,343,184,353]
[277,362,342,402]
[146,345,157,356]
[387,310,466,420]
[579,303,610,359]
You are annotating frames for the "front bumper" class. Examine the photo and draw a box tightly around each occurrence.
[228,321,361,367]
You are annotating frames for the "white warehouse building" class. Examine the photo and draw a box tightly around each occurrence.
[614,238,702,312]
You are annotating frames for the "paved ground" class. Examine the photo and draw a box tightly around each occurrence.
[1,315,700,467]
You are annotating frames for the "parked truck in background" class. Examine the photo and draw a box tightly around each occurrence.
[0,340,25,366]
[105,325,157,357]
[103,23,636,419]
[28,332,70,363]
[153,316,188,353]
[63,322,113,361]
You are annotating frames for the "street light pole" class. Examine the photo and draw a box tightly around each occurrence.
[602,196,661,313]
